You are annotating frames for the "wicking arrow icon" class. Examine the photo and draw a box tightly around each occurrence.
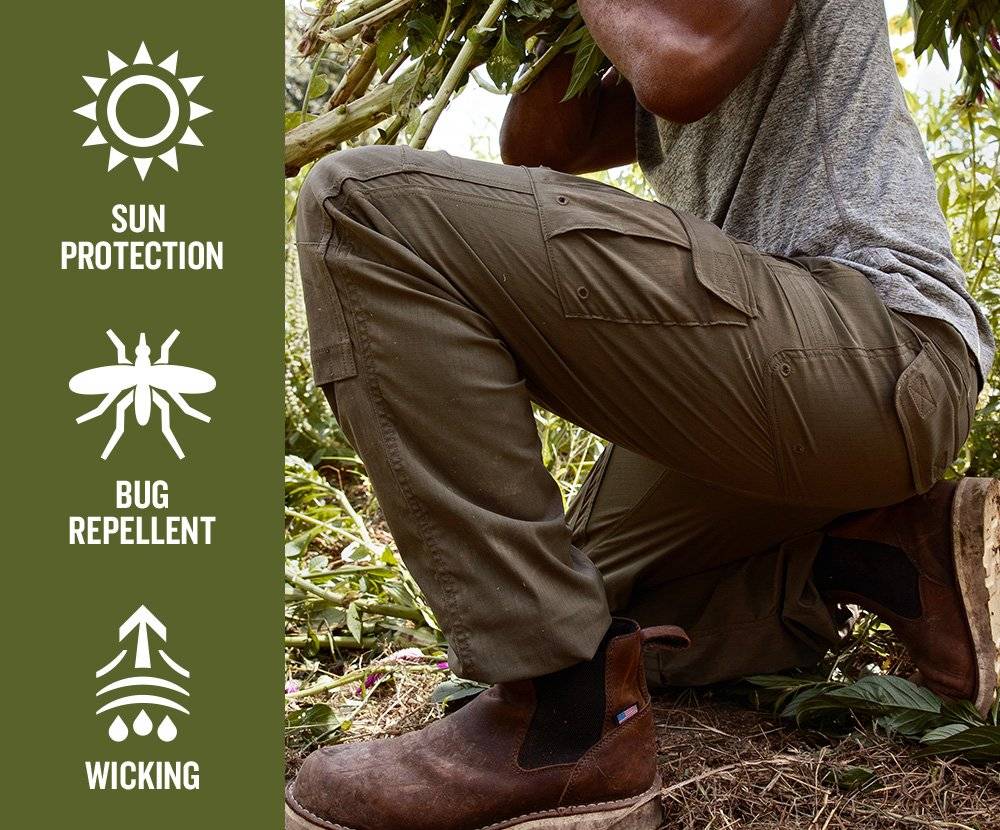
[119,605,167,669]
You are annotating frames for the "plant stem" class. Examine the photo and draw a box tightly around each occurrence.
[969,151,1000,294]
[285,567,425,622]
[285,634,378,651]
[324,0,415,43]
[374,112,407,145]
[510,18,582,95]
[285,507,370,549]
[285,635,377,650]
[287,663,444,700]
[334,489,374,544]
[301,565,391,578]
[328,0,399,28]
[965,115,978,270]
[300,44,329,122]
[378,51,408,84]
[285,66,418,174]
[327,42,377,110]
[410,0,510,149]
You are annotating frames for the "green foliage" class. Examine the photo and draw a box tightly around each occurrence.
[285,252,347,463]
[746,671,1000,763]
[486,20,526,90]
[909,0,1000,103]
[559,28,606,102]
[284,451,448,748]
[916,92,1000,475]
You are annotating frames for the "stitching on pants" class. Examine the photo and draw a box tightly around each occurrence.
[330,227,475,676]
[767,261,827,349]
[361,183,537,211]
[583,466,671,564]
[329,162,534,198]
[567,445,614,546]
[527,169,563,306]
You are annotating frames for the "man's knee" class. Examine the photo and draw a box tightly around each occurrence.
[307,145,408,199]
[295,146,404,242]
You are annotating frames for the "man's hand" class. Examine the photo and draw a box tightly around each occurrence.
[500,54,638,174]
[578,0,794,123]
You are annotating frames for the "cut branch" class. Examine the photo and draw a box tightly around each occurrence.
[285,80,399,175]
[410,0,509,149]
[285,566,426,623]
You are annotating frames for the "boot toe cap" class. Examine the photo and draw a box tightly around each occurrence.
[288,745,378,830]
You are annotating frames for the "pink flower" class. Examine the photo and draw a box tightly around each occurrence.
[386,647,424,662]
[285,679,301,694]
[357,671,384,694]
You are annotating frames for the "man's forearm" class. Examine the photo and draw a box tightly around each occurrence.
[578,0,794,122]
[500,56,637,174]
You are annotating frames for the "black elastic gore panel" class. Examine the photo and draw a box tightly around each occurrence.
[518,620,634,768]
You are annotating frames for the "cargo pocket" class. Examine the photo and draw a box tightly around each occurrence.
[767,344,919,508]
[531,176,757,325]
[894,343,963,494]
[296,230,358,387]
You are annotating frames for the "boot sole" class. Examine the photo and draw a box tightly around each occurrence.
[285,775,664,830]
[952,477,1000,716]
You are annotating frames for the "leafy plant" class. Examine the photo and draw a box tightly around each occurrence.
[285,1,1000,172]
[908,0,1000,103]
[747,672,1000,763]
[916,91,1000,476]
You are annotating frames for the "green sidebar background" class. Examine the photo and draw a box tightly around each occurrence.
[4,2,285,826]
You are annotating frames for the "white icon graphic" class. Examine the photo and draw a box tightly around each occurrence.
[73,42,212,179]
[69,329,216,460]
[96,605,190,743]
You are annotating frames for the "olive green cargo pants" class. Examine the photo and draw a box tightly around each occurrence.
[296,146,976,685]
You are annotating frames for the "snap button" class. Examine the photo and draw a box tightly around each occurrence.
[576,286,590,299]
[556,195,569,205]
[779,363,792,377]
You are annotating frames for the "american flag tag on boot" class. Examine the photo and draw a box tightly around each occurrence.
[615,703,639,725]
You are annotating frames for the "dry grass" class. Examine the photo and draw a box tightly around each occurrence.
[284,657,444,780]
[653,692,1000,830]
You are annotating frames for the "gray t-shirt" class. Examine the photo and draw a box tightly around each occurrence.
[636,0,994,381]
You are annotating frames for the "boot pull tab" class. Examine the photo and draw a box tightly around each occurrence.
[639,625,690,652]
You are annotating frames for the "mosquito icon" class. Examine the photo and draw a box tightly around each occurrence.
[69,329,216,460]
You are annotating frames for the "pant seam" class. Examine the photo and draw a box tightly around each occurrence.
[360,182,537,210]
[325,160,534,198]
[327,225,475,676]
[582,467,672,565]
[567,445,614,547]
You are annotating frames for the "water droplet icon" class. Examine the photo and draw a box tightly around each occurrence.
[157,715,177,742]
[108,715,129,742]
[133,709,153,736]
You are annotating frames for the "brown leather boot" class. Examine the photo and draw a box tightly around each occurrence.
[815,477,1000,715]
[285,619,688,830]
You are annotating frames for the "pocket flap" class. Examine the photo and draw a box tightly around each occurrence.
[311,338,357,386]
[674,209,757,318]
[537,180,690,249]
[297,238,359,387]
[894,345,955,493]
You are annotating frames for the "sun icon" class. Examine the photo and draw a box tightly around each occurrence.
[74,43,211,180]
